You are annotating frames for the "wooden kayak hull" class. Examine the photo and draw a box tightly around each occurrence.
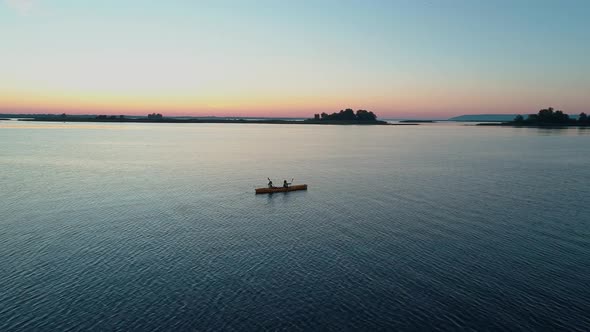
[255,184,307,194]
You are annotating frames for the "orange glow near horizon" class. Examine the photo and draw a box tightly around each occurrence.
[3,83,587,119]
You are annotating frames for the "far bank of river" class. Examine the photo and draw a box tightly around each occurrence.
[19,117,418,126]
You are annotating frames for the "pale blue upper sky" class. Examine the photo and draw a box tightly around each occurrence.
[1,0,589,117]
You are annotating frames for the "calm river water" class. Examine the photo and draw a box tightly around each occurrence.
[1,121,589,331]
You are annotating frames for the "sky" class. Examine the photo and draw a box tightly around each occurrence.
[1,0,589,118]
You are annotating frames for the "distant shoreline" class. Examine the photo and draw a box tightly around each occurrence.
[15,117,416,126]
[10,109,415,126]
[475,108,590,128]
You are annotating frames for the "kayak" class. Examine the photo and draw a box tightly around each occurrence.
[255,184,308,194]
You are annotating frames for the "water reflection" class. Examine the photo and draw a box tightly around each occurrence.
[533,126,590,136]
[262,191,307,205]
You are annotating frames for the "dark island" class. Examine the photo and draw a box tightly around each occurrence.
[478,107,589,127]
[14,109,398,125]
[303,109,389,125]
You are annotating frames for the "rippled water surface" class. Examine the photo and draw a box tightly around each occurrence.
[1,121,589,331]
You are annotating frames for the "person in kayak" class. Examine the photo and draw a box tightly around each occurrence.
[267,178,274,188]
[283,180,290,188]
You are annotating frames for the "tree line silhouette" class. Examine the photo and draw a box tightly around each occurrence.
[311,109,378,122]
[513,107,589,126]
[147,113,163,119]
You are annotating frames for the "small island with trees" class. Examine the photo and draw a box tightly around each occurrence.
[304,108,388,125]
[478,107,589,127]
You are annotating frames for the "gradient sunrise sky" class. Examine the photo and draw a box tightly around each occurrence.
[1,0,589,118]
